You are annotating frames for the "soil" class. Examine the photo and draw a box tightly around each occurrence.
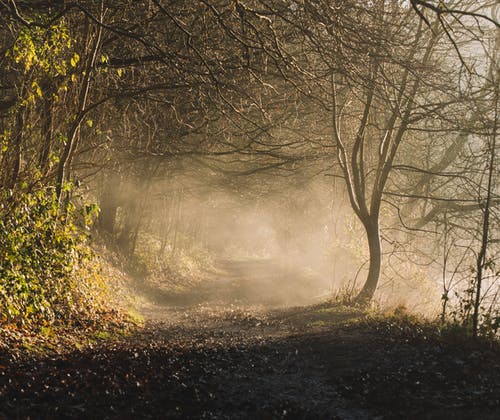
[1,259,499,419]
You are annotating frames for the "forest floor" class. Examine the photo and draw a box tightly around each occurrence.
[1,259,499,419]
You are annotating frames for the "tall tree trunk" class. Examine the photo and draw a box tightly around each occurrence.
[3,85,27,188]
[472,77,498,337]
[97,172,121,235]
[355,219,382,303]
[118,200,138,257]
[9,106,24,187]
[38,80,54,175]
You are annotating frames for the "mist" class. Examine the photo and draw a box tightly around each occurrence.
[2,2,500,418]
[101,163,447,316]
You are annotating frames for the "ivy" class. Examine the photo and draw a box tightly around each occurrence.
[0,189,103,328]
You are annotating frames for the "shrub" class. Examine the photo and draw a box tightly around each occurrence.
[0,188,104,328]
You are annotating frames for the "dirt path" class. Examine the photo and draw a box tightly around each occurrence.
[136,258,327,310]
[1,259,499,419]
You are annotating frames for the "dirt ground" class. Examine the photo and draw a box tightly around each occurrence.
[1,259,499,419]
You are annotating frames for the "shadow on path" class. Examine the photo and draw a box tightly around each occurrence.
[2,260,499,419]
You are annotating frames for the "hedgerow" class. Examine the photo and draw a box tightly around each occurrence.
[0,188,105,328]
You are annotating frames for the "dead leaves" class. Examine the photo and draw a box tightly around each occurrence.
[1,305,499,419]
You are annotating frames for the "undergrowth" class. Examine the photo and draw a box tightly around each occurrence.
[0,188,110,330]
[131,230,215,293]
[326,285,499,341]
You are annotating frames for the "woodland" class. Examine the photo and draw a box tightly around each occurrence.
[0,1,499,418]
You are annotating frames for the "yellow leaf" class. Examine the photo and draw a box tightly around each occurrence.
[70,52,80,67]
[31,81,42,97]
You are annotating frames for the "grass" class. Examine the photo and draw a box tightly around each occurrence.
[126,307,145,325]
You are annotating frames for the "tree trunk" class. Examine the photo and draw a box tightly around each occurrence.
[9,107,24,188]
[118,200,138,257]
[97,172,121,235]
[55,13,102,204]
[3,97,26,188]
[98,198,118,235]
[38,80,54,175]
[472,77,498,337]
[355,219,382,304]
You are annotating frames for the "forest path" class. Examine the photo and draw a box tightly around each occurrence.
[120,257,377,419]
[136,257,327,316]
[1,259,499,419]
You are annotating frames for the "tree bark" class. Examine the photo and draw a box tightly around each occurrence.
[472,72,498,337]
[55,9,102,204]
[355,219,382,304]
[97,171,121,235]
[38,86,54,176]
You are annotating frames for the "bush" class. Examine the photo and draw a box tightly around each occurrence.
[0,188,104,328]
